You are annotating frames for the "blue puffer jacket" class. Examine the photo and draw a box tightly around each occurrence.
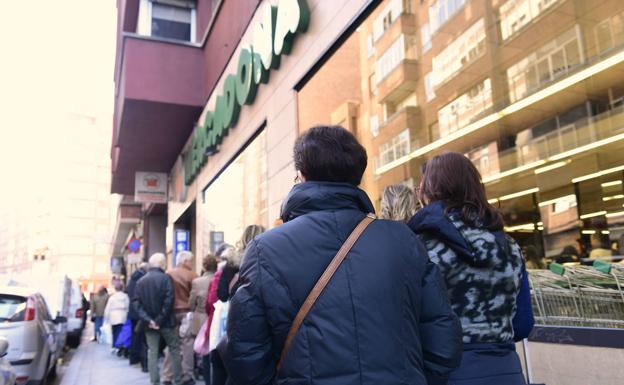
[223,182,462,385]
[408,202,532,385]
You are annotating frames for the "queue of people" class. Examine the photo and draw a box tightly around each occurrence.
[94,124,539,385]
[217,125,534,385]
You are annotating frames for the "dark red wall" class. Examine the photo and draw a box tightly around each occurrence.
[200,0,261,103]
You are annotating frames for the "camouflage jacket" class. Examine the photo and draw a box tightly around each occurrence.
[408,202,524,344]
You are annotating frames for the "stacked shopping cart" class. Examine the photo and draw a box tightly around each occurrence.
[528,261,624,328]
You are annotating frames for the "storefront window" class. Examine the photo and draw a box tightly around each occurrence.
[201,131,268,252]
[296,0,624,331]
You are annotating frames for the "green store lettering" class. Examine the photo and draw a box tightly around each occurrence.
[185,0,310,185]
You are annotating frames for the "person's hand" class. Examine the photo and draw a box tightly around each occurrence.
[148,320,160,330]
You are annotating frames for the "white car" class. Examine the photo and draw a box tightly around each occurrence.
[65,281,85,348]
[0,337,16,385]
[0,286,65,385]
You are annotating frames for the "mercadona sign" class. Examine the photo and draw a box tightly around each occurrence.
[184,0,310,185]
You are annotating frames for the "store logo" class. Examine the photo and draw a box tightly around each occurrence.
[184,0,310,185]
[144,174,160,188]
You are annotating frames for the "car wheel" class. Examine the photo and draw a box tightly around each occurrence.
[66,334,80,349]
[40,355,51,385]
[47,360,57,381]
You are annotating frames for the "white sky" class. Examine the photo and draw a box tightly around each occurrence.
[0,0,117,207]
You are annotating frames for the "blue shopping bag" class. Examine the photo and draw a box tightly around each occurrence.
[115,319,132,348]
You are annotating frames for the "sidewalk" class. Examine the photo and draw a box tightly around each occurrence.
[59,339,151,385]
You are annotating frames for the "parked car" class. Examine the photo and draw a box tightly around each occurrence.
[0,286,65,385]
[65,281,85,348]
[0,337,16,385]
[35,276,71,354]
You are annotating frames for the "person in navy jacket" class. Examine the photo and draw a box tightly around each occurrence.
[408,152,534,385]
[222,125,462,385]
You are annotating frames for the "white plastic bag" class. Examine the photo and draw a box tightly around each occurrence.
[208,301,229,351]
[99,322,113,346]
[179,312,193,338]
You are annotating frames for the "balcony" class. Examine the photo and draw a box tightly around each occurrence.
[374,13,417,55]
[111,195,142,257]
[112,34,206,195]
[377,59,419,104]
[375,106,421,145]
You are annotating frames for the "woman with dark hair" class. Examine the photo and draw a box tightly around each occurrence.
[223,126,462,385]
[408,152,534,385]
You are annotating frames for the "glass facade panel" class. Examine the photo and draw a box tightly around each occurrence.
[296,0,624,328]
[201,131,268,252]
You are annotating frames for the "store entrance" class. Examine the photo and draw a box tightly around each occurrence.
[173,201,196,267]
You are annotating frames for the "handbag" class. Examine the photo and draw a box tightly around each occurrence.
[193,319,211,355]
[276,213,375,371]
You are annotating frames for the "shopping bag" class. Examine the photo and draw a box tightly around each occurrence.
[115,320,132,348]
[100,322,112,346]
[179,312,193,338]
[193,319,211,355]
[208,301,229,351]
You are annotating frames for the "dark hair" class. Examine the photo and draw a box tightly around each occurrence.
[419,152,504,230]
[561,245,578,256]
[294,125,367,186]
[202,255,218,273]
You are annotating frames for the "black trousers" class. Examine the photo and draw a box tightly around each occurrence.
[129,319,147,368]
[202,352,212,385]
[210,349,227,385]
[112,324,123,348]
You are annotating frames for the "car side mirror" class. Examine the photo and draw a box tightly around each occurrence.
[54,316,67,324]
[0,338,8,357]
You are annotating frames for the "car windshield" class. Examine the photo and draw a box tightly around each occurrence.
[0,295,26,322]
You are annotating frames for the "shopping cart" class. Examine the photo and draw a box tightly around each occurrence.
[529,263,624,328]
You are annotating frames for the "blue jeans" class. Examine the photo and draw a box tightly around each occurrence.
[94,316,104,340]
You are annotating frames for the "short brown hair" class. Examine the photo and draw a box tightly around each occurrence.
[202,255,218,273]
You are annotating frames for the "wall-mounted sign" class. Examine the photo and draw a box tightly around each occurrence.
[184,0,310,185]
[135,172,168,203]
[175,229,190,262]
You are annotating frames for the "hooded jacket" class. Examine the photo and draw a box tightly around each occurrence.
[223,182,462,385]
[408,201,525,344]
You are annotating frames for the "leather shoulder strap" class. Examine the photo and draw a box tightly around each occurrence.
[276,213,376,371]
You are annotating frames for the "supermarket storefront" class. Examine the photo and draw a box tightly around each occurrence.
[168,1,624,383]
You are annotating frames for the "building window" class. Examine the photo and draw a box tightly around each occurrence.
[366,34,375,58]
[499,0,559,41]
[370,115,380,137]
[421,23,432,53]
[432,18,486,87]
[429,0,467,35]
[594,11,624,55]
[375,35,409,84]
[137,0,196,42]
[425,72,436,102]
[378,129,410,167]
[438,78,493,137]
[506,26,583,103]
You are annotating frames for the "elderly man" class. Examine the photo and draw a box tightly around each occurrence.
[127,262,149,370]
[161,251,197,385]
[133,253,184,385]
